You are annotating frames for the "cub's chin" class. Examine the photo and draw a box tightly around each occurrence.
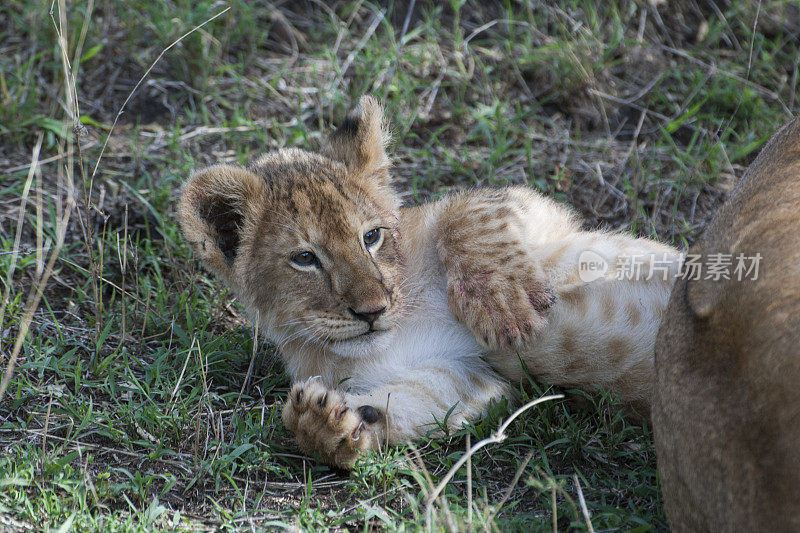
[325,328,396,359]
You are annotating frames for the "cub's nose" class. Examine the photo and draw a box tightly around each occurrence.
[348,305,387,326]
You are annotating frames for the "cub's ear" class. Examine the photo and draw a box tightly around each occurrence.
[177,164,264,281]
[323,95,390,179]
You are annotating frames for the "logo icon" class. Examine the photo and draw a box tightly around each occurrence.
[578,250,608,282]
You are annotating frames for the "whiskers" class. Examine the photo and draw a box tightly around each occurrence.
[390,279,424,318]
[273,315,317,350]
[273,312,372,353]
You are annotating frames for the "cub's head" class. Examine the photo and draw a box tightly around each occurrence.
[178,96,404,357]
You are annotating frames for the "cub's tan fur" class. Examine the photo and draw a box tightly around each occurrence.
[653,115,800,531]
[178,96,680,467]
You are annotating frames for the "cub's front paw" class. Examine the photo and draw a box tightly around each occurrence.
[448,267,554,352]
[282,377,382,468]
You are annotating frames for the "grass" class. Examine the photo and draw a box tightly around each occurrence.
[1,0,798,530]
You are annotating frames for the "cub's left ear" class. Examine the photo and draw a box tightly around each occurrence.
[177,164,265,284]
[323,95,390,180]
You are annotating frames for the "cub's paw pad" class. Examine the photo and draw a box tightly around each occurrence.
[357,404,380,424]
[282,377,381,468]
[448,269,553,351]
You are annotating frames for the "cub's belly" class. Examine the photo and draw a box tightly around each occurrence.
[486,234,679,405]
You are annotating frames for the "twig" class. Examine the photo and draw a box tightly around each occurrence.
[3,142,96,173]
[587,88,670,122]
[0,158,74,401]
[466,433,472,526]
[0,135,40,355]
[424,394,564,529]
[386,0,416,84]
[89,6,231,180]
[51,0,101,348]
[573,474,594,533]
[658,42,790,115]
[167,336,197,415]
[486,449,535,524]
[118,205,128,349]
[334,8,384,90]
[41,392,53,487]
[228,317,260,435]
[462,19,500,50]
[34,155,43,281]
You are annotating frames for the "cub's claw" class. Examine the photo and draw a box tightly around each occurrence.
[352,422,366,441]
[282,377,382,468]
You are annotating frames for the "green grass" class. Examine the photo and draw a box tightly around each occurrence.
[1,0,799,530]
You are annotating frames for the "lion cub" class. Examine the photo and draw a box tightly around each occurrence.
[178,96,680,467]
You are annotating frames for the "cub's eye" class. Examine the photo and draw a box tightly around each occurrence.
[363,228,382,248]
[291,251,318,267]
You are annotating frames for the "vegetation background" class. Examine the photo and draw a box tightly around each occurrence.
[1,0,798,530]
